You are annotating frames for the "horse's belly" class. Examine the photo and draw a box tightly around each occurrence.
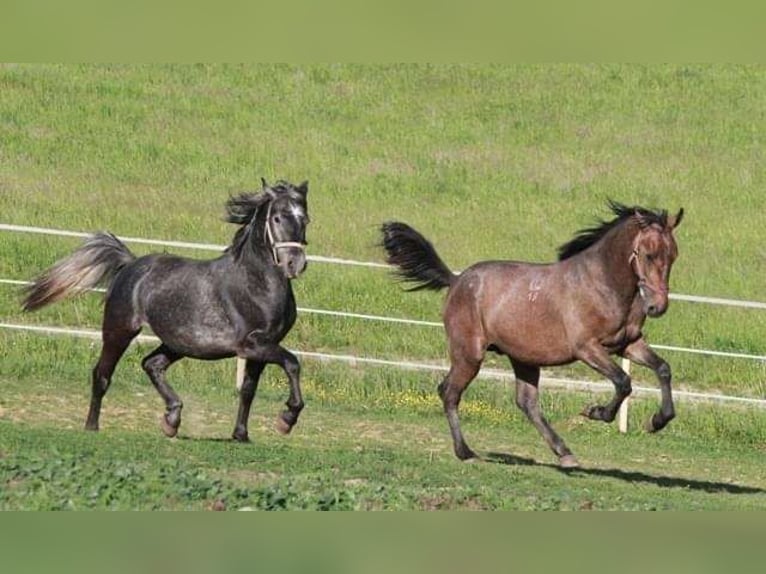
[491,334,575,367]
[149,321,240,360]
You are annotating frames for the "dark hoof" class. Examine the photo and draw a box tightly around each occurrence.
[559,454,580,469]
[455,446,478,461]
[275,417,293,435]
[232,430,250,443]
[160,415,179,438]
[645,413,671,433]
[581,404,609,422]
[84,423,99,432]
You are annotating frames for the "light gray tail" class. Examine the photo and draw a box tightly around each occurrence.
[23,232,135,312]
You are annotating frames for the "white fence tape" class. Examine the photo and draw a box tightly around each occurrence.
[2,222,764,307]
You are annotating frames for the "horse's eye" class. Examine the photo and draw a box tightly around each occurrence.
[645,253,656,262]
[273,215,281,224]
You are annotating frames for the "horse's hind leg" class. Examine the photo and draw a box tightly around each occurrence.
[86,328,140,431]
[510,359,579,468]
[438,357,481,461]
[232,360,266,442]
[141,344,183,437]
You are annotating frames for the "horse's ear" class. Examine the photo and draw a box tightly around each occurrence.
[296,180,309,197]
[261,178,277,199]
[634,209,647,228]
[669,208,684,229]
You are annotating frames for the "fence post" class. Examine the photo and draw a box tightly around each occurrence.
[236,357,246,390]
[618,357,631,433]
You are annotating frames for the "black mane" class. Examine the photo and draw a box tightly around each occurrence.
[557,200,669,261]
[223,180,301,258]
[224,190,271,258]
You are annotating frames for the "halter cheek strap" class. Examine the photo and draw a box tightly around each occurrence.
[628,247,648,299]
[264,201,306,265]
[628,241,668,301]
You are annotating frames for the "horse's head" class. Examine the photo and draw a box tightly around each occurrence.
[225,179,310,279]
[630,207,684,317]
[262,179,309,279]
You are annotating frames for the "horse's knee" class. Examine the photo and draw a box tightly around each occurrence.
[615,370,632,397]
[656,361,671,382]
[284,358,300,380]
[141,355,161,376]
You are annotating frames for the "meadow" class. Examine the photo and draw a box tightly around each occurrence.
[0,64,764,509]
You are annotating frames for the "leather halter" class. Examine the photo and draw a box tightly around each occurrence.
[628,234,668,301]
[628,246,648,300]
[264,200,306,266]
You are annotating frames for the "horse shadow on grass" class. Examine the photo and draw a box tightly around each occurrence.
[484,452,766,495]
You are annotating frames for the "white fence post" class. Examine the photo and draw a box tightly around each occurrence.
[236,358,246,390]
[618,357,631,433]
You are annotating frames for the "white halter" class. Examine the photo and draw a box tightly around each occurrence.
[264,200,306,265]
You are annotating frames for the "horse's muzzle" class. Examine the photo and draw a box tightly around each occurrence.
[645,301,668,318]
[277,247,307,279]
[639,281,669,317]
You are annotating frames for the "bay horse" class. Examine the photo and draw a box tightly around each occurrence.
[381,201,683,468]
[23,179,310,442]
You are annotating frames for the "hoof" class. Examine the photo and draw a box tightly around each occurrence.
[455,446,478,461]
[644,416,669,433]
[581,404,609,422]
[275,417,292,435]
[559,454,580,469]
[84,423,99,432]
[232,431,250,443]
[160,415,179,438]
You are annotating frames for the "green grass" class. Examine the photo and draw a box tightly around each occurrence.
[1,64,765,509]
[1,335,765,510]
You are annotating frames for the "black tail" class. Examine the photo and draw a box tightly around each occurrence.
[380,222,455,292]
[23,232,136,311]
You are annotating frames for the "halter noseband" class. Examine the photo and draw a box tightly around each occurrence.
[264,200,306,266]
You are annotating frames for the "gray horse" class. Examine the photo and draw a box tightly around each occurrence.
[23,179,310,442]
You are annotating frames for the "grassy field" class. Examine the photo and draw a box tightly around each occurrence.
[1,64,765,509]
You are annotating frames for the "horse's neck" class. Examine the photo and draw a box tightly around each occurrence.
[239,239,286,282]
[586,224,639,303]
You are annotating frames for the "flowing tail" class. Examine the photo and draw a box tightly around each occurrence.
[380,222,456,291]
[22,232,135,311]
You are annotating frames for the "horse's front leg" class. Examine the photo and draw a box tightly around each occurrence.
[241,334,304,435]
[621,338,674,432]
[232,360,266,442]
[577,342,632,423]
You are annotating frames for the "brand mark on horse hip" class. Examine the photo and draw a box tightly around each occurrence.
[528,278,543,302]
